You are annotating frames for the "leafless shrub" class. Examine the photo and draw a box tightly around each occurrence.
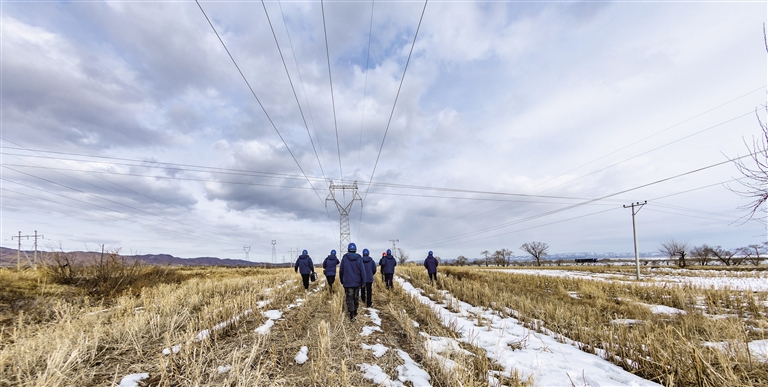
[454,255,468,266]
[520,242,549,267]
[658,239,690,268]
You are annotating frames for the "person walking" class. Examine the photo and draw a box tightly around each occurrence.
[424,251,438,283]
[294,250,315,290]
[339,243,365,321]
[322,249,340,292]
[380,249,397,289]
[360,249,377,308]
[379,252,386,282]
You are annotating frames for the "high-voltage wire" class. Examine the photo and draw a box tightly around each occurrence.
[320,0,343,182]
[195,0,326,206]
[261,0,327,181]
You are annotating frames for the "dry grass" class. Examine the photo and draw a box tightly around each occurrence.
[9,262,760,386]
[2,265,521,387]
[408,265,768,386]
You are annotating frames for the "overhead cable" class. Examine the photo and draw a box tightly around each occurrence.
[320,0,343,182]
[261,0,327,181]
[194,0,326,206]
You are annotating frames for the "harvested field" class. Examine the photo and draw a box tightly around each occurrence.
[1,264,766,386]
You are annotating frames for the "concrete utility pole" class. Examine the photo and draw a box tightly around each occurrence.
[271,240,277,264]
[623,201,647,280]
[327,181,362,254]
[243,246,251,261]
[389,239,399,254]
[12,231,44,270]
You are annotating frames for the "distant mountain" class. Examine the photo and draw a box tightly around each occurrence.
[0,247,280,268]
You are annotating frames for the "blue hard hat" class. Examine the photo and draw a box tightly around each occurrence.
[386,249,391,255]
[428,251,433,256]
[331,249,336,255]
[302,249,308,255]
[363,248,369,255]
[348,243,357,252]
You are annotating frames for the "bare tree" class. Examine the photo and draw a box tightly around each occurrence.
[658,239,690,268]
[690,244,712,266]
[395,248,409,264]
[454,255,468,266]
[480,250,490,267]
[738,243,767,266]
[728,25,768,223]
[708,246,737,266]
[520,242,549,266]
[490,249,514,266]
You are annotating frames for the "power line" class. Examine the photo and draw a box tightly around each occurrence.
[418,152,757,247]
[363,0,428,200]
[527,85,765,194]
[1,167,265,247]
[277,0,327,177]
[194,0,326,206]
[320,0,343,182]
[357,0,376,174]
[261,0,327,181]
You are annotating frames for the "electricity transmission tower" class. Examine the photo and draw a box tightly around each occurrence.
[327,181,362,254]
[271,240,276,264]
[389,239,399,254]
[243,246,250,261]
[12,230,44,270]
[623,201,647,280]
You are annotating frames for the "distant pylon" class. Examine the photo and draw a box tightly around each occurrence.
[327,181,362,253]
[243,246,251,261]
[271,240,277,264]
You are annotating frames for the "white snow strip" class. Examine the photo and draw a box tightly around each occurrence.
[358,363,406,387]
[396,350,432,387]
[118,373,149,387]
[367,308,382,326]
[255,319,276,335]
[361,326,383,336]
[295,346,309,364]
[163,309,253,355]
[639,303,687,315]
[361,343,389,358]
[396,276,661,387]
[705,339,768,362]
[502,269,768,291]
[217,365,231,374]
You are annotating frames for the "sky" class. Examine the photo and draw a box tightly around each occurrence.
[0,0,766,263]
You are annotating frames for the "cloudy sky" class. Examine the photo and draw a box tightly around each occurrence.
[1,0,765,263]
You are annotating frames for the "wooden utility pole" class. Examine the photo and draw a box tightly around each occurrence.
[623,202,647,280]
[12,231,44,270]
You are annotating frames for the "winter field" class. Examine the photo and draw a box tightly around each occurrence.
[1,264,767,386]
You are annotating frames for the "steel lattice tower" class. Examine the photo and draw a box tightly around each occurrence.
[327,181,362,253]
[271,240,277,263]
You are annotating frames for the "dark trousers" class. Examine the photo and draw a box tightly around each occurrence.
[428,272,437,282]
[344,286,360,319]
[360,282,373,306]
[384,273,394,289]
[301,273,310,289]
[326,275,336,291]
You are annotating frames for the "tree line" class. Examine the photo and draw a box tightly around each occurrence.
[658,239,768,267]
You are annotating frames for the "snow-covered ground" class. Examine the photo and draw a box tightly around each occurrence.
[397,276,662,386]
[502,269,768,291]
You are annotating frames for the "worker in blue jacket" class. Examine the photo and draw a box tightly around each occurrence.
[360,249,377,308]
[294,250,315,290]
[322,250,340,292]
[339,243,365,321]
[380,249,397,289]
[424,251,438,283]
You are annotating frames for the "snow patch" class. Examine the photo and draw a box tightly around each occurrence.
[118,373,149,387]
[361,343,389,358]
[295,346,309,364]
[361,326,383,336]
